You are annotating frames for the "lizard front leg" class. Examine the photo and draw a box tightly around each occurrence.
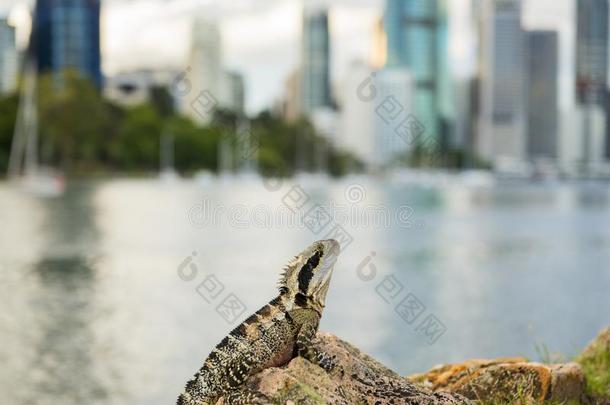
[295,324,337,372]
[224,389,270,405]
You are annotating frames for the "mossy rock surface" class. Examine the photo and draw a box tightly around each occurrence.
[210,327,610,404]
[215,332,470,404]
[408,358,585,404]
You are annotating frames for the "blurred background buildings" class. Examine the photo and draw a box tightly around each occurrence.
[2,0,610,178]
[527,30,559,163]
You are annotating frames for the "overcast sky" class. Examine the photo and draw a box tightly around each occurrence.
[1,0,574,113]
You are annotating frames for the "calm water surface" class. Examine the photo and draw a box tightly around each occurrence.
[0,176,609,404]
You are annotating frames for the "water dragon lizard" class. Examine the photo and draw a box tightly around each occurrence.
[177,239,341,405]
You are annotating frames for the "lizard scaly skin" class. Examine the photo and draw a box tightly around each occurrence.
[177,239,341,405]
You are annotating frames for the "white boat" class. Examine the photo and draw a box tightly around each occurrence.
[20,169,66,198]
[458,170,496,188]
[193,170,216,186]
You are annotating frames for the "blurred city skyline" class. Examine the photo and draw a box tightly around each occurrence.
[1,0,574,114]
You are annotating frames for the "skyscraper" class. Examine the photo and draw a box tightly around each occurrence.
[300,6,332,115]
[435,0,454,144]
[339,60,375,165]
[373,67,414,167]
[31,0,102,88]
[0,17,18,95]
[281,69,301,123]
[182,18,223,125]
[384,0,449,145]
[527,31,559,161]
[178,18,248,125]
[576,0,608,105]
[605,91,610,160]
[477,0,527,168]
[226,71,245,115]
[575,0,609,167]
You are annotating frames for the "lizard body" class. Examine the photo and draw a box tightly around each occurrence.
[177,239,341,405]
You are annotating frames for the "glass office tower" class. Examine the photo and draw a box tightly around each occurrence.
[384,0,447,144]
[301,7,332,115]
[32,0,102,88]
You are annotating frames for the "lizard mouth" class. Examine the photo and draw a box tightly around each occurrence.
[323,239,341,257]
[313,277,332,310]
[320,241,340,269]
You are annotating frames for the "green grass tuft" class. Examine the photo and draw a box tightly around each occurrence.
[577,343,610,398]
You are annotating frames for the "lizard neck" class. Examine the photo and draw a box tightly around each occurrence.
[280,293,324,319]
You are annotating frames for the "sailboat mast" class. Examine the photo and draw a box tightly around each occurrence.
[7,59,38,178]
[23,60,38,176]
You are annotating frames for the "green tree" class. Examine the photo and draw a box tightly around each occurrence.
[108,104,162,171]
[38,70,113,171]
[252,111,361,177]
[1,70,362,177]
[170,115,221,173]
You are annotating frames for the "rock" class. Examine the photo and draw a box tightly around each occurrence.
[203,329,610,404]
[408,358,585,404]
[216,332,471,404]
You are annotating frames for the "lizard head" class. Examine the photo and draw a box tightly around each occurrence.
[278,239,340,310]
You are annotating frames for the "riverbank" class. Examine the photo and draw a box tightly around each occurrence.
[410,327,609,404]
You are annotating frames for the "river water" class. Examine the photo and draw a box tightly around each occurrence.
[1,176,609,404]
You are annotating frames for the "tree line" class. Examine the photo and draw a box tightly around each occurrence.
[0,70,362,177]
